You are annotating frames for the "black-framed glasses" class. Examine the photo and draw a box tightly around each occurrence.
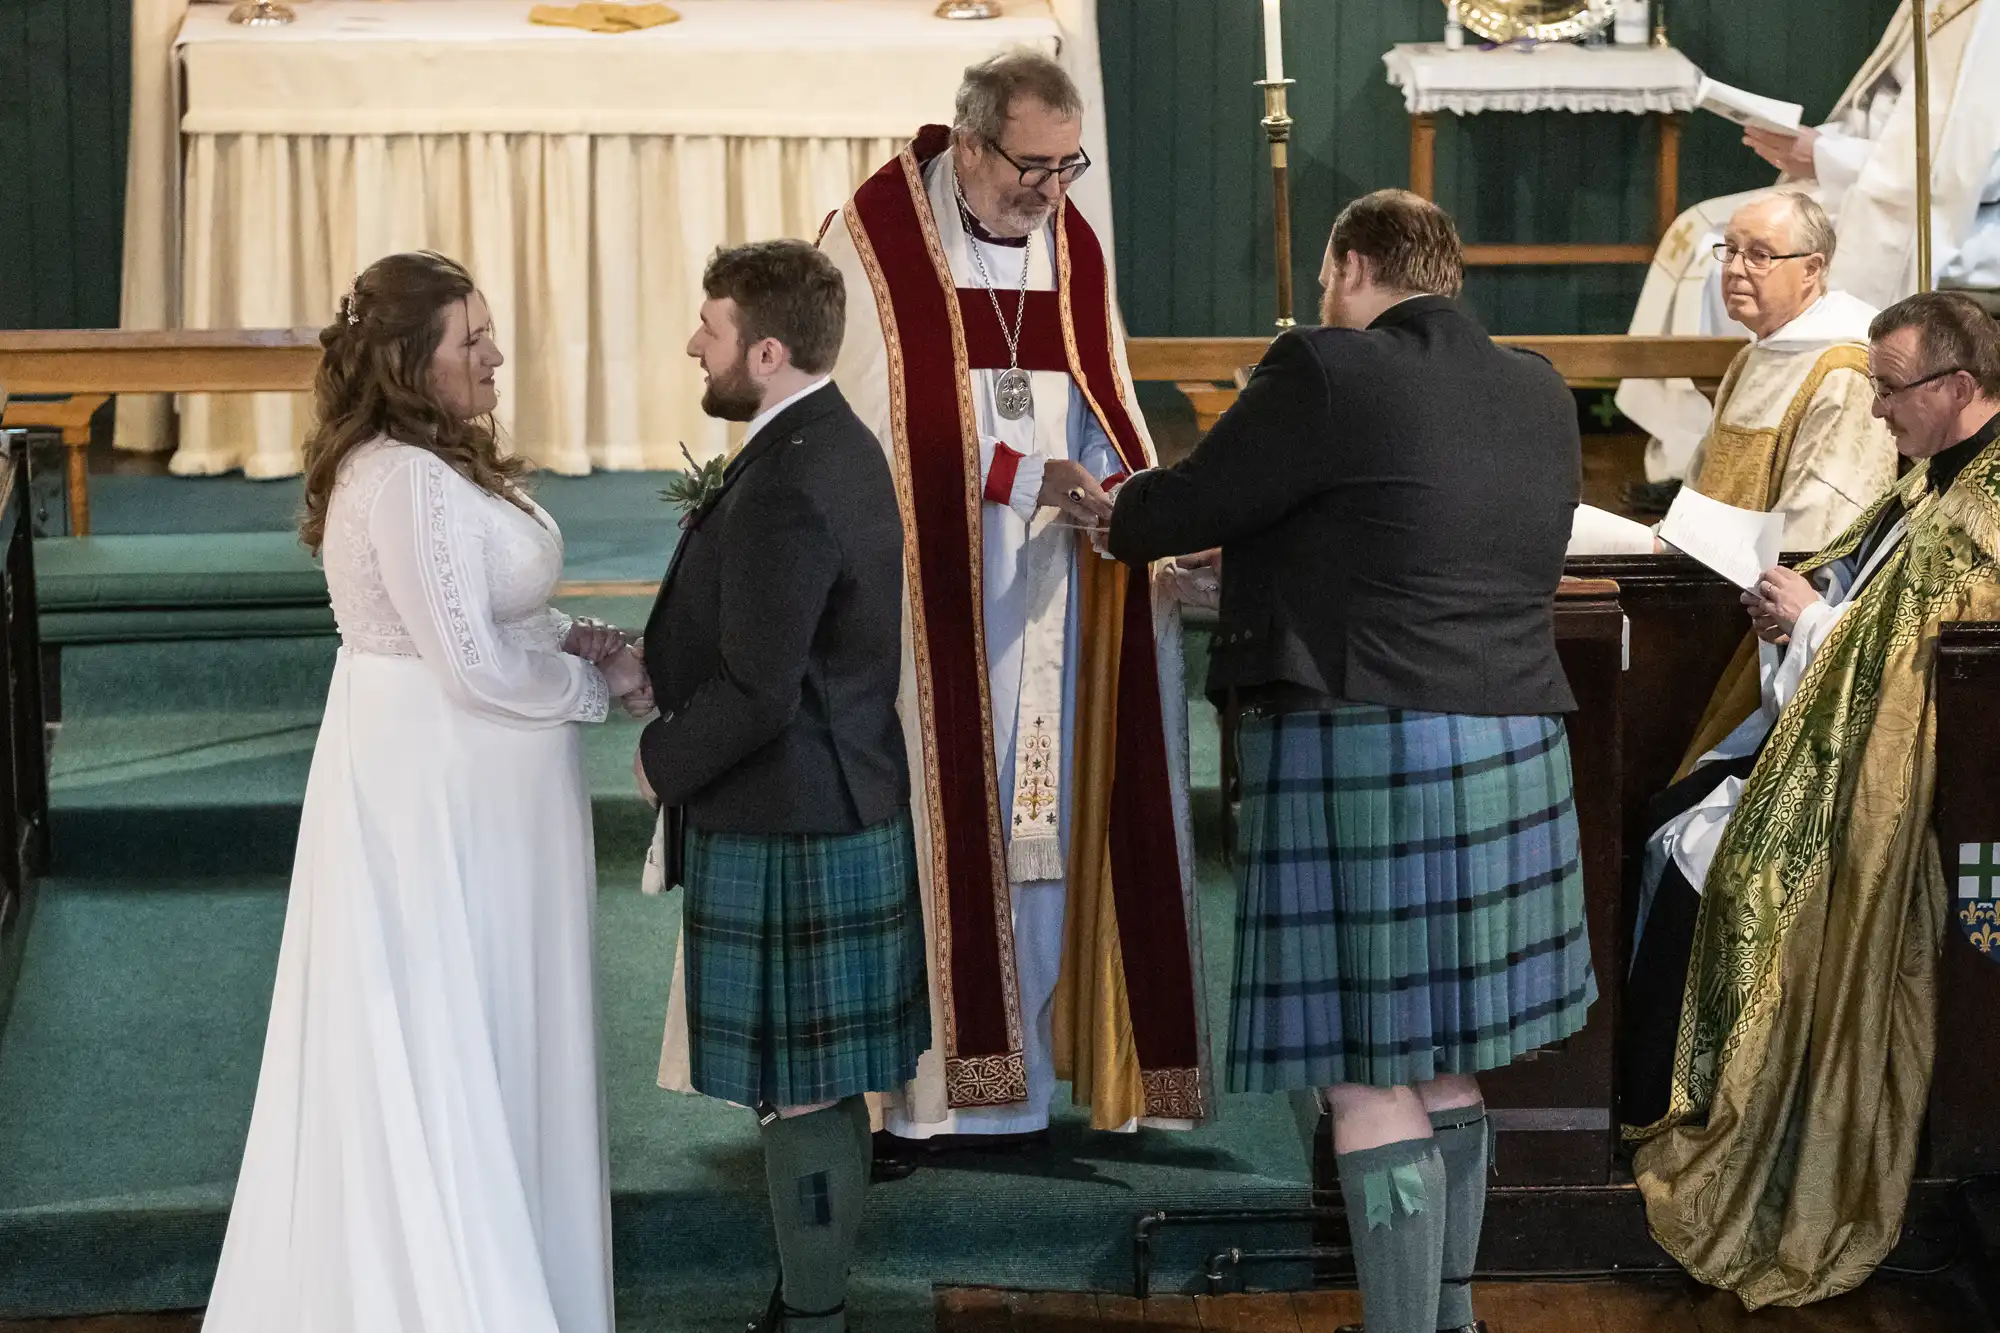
[1870,365,1969,400]
[986,139,1091,188]
[1711,243,1812,273]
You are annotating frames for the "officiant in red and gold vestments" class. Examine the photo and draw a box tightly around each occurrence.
[816,52,1208,1150]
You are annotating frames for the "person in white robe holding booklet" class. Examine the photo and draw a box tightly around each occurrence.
[1617,0,2000,482]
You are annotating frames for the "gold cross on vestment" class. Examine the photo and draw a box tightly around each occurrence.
[1664,220,1695,265]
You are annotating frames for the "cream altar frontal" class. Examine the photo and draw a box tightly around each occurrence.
[117,0,1118,477]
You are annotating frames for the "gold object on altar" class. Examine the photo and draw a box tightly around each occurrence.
[1451,0,1615,43]
[935,0,1002,17]
[228,0,296,25]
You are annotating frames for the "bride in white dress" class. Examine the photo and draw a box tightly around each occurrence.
[203,252,646,1333]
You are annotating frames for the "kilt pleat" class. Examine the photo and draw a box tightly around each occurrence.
[683,809,931,1107]
[1227,706,1597,1092]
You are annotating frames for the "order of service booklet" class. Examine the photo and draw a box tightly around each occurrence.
[1695,75,1806,137]
[1658,485,1786,590]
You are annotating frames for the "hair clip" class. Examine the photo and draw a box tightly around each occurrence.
[341,277,361,326]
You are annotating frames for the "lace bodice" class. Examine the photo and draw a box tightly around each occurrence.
[323,439,607,725]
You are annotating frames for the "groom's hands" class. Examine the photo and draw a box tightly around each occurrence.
[620,641,656,718]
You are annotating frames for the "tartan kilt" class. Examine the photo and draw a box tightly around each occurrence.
[682,809,931,1107]
[1228,706,1597,1092]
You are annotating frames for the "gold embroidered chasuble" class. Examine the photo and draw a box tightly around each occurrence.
[1686,341,1895,553]
[1630,436,2000,1307]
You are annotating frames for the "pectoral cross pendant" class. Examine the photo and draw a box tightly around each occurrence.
[996,367,1033,420]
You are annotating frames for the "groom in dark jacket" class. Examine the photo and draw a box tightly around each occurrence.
[633,239,928,1333]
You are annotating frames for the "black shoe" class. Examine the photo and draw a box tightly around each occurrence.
[748,1279,847,1332]
[869,1130,921,1182]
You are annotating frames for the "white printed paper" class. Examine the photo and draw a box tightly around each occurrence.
[1658,486,1786,590]
[1695,75,1805,137]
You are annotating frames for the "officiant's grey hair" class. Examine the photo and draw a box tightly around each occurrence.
[954,50,1083,145]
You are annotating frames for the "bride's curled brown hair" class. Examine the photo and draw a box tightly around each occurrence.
[299,251,530,552]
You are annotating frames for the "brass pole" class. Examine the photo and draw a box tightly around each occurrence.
[1259,79,1297,329]
[1914,0,1934,293]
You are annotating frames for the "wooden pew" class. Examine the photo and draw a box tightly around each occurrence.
[0,410,53,1028]
[1926,622,2000,1179]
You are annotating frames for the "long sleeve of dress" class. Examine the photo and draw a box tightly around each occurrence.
[370,454,609,727]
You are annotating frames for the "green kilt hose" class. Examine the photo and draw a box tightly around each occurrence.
[683,809,931,1108]
[1228,705,1597,1092]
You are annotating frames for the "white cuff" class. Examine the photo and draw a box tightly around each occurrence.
[1008,452,1048,523]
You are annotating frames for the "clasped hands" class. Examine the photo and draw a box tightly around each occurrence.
[1742,564,1820,645]
[564,618,655,717]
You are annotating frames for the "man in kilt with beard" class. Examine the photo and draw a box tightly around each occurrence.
[1107,190,1596,1333]
[635,239,930,1333]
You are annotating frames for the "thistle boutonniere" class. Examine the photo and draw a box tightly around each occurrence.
[661,443,729,529]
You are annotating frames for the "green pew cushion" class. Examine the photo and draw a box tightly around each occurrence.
[35,533,328,611]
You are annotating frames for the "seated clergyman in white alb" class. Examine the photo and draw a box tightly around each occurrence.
[1571,193,1897,556]
[1617,0,2000,478]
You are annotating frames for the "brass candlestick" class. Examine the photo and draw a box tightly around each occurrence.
[228,0,296,24]
[1260,78,1297,330]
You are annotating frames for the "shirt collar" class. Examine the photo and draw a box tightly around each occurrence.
[1926,409,2000,494]
[744,375,832,448]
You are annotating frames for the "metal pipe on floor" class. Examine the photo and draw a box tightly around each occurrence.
[1205,1245,1351,1295]
[1131,1206,1342,1298]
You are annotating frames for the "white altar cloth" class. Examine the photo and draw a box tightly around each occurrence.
[122,0,1098,478]
[1383,42,1701,117]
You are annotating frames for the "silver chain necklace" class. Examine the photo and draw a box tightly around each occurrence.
[956,185,1035,420]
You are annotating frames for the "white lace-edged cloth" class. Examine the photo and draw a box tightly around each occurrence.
[1383,42,1701,116]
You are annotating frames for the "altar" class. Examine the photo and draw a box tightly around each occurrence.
[120,0,1107,477]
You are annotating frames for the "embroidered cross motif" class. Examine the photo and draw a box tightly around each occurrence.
[1664,219,1695,266]
[1013,722,1058,823]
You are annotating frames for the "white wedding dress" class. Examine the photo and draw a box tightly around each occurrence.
[203,439,614,1333]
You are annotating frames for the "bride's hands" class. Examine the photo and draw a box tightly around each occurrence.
[564,617,629,663]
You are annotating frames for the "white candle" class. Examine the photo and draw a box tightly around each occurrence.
[1262,0,1285,83]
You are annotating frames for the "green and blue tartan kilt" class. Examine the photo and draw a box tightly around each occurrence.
[1228,706,1597,1092]
[683,809,931,1108]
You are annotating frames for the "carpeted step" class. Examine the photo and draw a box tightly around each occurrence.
[0,853,1306,1320]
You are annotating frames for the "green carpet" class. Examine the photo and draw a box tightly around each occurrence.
[0,568,1314,1325]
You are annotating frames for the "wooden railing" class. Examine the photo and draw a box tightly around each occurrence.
[0,327,1749,533]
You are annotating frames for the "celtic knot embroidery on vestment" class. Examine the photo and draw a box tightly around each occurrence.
[422,460,484,669]
[945,1053,1028,1107]
[1142,1067,1205,1121]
